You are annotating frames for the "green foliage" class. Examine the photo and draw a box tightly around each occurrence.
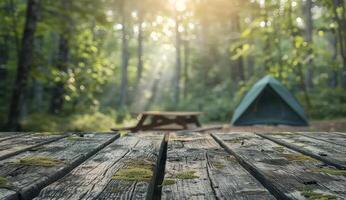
[21,112,117,132]
[308,89,346,119]
[1,0,346,131]
[69,112,117,131]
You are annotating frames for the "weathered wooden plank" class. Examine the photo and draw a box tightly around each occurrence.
[0,133,119,200]
[296,132,346,147]
[0,132,33,142]
[212,132,346,200]
[258,132,346,169]
[161,132,275,200]
[0,133,67,161]
[34,133,165,200]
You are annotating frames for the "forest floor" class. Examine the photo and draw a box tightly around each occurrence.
[219,118,346,132]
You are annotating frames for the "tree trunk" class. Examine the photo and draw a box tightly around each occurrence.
[136,12,144,87]
[332,0,346,88]
[174,12,181,106]
[234,13,245,82]
[49,34,69,114]
[183,39,190,100]
[304,0,314,89]
[329,30,338,88]
[8,0,21,56]
[6,0,40,131]
[119,0,129,107]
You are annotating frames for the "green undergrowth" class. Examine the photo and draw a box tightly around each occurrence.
[21,112,117,132]
[112,159,154,182]
[17,156,64,167]
[311,168,346,176]
[301,188,336,200]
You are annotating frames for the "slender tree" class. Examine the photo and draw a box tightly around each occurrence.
[305,0,314,89]
[119,0,129,107]
[6,0,40,130]
[173,10,182,106]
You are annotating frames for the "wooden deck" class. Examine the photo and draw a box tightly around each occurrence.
[0,131,346,200]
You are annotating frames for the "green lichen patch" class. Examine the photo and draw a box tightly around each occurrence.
[18,156,64,167]
[273,146,285,153]
[112,159,154,182]
[161,179,176,186]
[301,188,336,200]
[175,170,198,179]
[120,131,129,137]
[111,187,121,193]
[0,176,9,188]
[282,154,315,162]
[212,162,225,169]
[311,168,346,176]
[112,168,153,182]
[126,159,154,169]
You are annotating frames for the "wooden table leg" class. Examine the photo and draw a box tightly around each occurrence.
[132,114,148,132]
[192,116,201,127]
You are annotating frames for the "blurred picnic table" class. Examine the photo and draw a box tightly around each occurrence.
[111,111,202,132]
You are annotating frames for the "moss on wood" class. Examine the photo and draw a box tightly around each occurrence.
[0,176,9,188]
[212,162,225,169]
[34,132,63,136]
[175,170,198,179]
[272,146,285,153]
[161,179,176,186]
[112,159,154,182]
[18,156,63,167]
[112,168,153,182]
[311,168,346,176]
[66,136,86,141]
[119,131,129,137]
[281,154,315,162]
[301,188,336,200]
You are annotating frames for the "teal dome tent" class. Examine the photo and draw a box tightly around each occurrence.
[231,75,308,126]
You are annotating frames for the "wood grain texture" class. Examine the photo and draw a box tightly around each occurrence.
[213,132,346,200]
[258,132,346,169]
[0,133,119,200]
[296,132,346,147]
[34,133,164,200]
[0,132,33,142]
[161,131,275,200]
[0,133,67,161]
